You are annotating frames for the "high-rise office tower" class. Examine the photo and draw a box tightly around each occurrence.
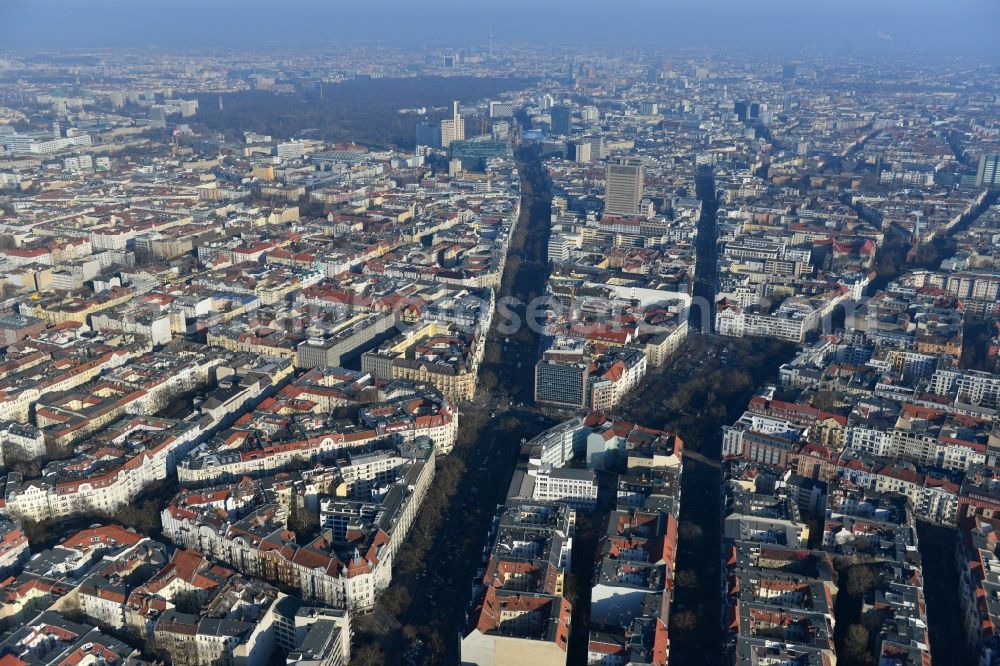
[416,122,441,149]
[976,153,1000,187]
[441,101,465,148]
[535,350,590,409]
[489,101,514,119]
[550,105,571,136]
[604,158,644,216]
[733,100,749,120]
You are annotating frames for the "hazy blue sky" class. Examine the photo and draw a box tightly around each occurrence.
[1,0,998,57]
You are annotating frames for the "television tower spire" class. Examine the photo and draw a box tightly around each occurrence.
[489,18,494,65]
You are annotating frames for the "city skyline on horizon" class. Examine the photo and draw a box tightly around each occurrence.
[0,0,998,58]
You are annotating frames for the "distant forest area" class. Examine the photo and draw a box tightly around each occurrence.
[193,76,534,149]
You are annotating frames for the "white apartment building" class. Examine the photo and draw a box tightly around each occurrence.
[845,425,894,459]
[4,418,204,522]
[0,421,44,466]
[526,466,598,509]
[722,413,805,459]
[527,417,589,468]
[931,369,1000,410]
[164,446,435,613]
